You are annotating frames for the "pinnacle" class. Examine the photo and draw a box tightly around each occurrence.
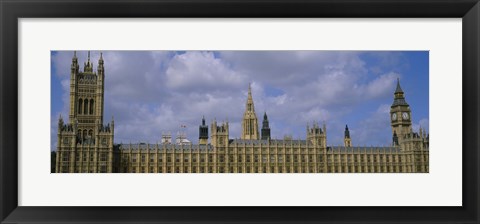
[395,78,403,93]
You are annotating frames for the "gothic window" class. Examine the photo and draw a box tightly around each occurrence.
[88,129,93,137]
[84,99,88,114]
[62,152,70,162]
[78,99,83,114]
[83,130,87,139]
[63,137,69,145]
[100,153,107,162]
[150,155,155,163]
[89,99,94,115]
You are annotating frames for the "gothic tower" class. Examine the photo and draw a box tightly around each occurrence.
[211,119,229,147]
[344,125,352,147]
[306,121,327,147]
[390,78,412,142]
[241,84,259,140]
[56,51,114,173]
[199,116,209,145]
[261,112,271,140]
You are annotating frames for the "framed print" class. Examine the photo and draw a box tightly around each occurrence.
[1,0,479,223]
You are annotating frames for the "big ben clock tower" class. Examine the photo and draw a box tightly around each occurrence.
[390,78,412,142]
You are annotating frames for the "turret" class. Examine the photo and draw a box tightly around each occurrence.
[199,116,209,144]
[84,51,94,73]
[58,114,64,131]
[71,51,79,73]
[111,115,115,135]
[261,112,271,140]
[344,125,352,147]
[393,131,399,146]
[97,52,104,75]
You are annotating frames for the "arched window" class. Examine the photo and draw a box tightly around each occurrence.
[84,99,88,115]
[89,99,94,115]
[83,130,87,139]
[88,129,93,137]
[78,99,83,114]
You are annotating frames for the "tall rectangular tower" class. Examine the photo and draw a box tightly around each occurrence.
[56,51,114,173]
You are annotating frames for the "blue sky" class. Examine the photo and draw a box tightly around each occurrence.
[51,51,429,150]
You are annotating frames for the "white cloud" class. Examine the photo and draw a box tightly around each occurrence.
[165,51,246,92]
[412,118,429,134]
[353,104,393,146]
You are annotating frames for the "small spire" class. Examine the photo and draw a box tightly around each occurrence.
[264,111,267,120]
[87,51,91,61]
[73,51,77,58]
[344,124,350,138]
[395,78,403,93]
[100,52,103,60]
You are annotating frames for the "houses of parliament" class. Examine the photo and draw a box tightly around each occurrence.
[54,52,429,173]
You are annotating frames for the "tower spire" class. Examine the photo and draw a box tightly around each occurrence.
[247,83,254,111]
[395,78,403,94]
[344,124,351,147]
[241,83,259,140]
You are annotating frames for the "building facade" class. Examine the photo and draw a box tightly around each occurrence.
[55,52,429,173]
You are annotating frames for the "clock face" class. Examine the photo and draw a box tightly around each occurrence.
[402,112,409,120]
[392,113,397,121]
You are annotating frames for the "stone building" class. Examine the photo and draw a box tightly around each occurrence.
[55,52,429,173]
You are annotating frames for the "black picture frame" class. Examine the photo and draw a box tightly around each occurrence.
[1,0,479,223]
